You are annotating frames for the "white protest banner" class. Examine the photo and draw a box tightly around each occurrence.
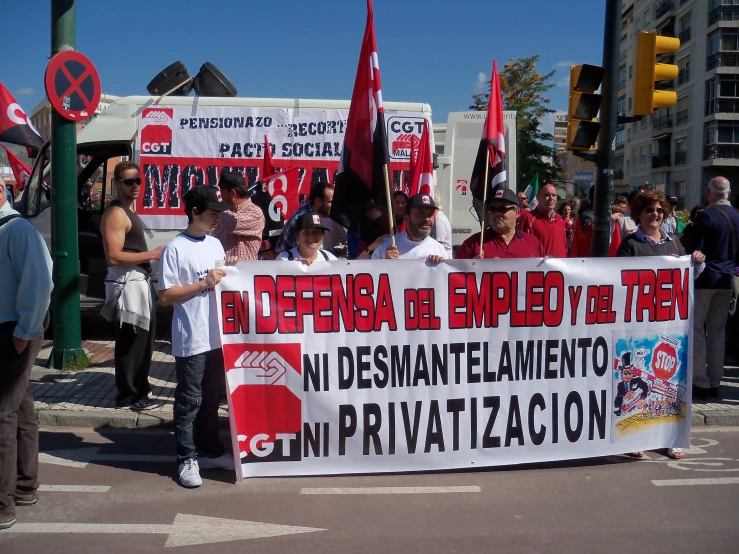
[137,106,431,230]
[215,257,693,479]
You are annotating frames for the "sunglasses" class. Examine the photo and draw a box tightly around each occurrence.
[487,205,516,214]
[622,370,633,376]
[644,207,665,214]
[119,177,142,186]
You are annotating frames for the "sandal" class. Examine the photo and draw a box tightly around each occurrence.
[667,448,683,460]
[626,451,644,458]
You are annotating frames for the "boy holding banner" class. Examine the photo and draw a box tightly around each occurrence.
[158,186,236,488]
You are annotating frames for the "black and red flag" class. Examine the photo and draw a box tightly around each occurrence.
[331,0,390,244]
[0,83,43,151]
[470,61,507,207]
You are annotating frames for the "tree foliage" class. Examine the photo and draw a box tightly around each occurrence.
[471,55,562,189]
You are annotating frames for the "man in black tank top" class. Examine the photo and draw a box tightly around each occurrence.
[100,161,164,411]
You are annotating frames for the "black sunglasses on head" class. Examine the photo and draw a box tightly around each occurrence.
[119,177,142,186]
[644,207,665,214]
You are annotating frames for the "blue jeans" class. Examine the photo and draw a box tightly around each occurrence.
[173,348,227,464]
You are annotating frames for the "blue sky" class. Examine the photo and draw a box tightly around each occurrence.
[2,0,606,129]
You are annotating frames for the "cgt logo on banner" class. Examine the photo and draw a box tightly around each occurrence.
[223,343,303,464]
[141,107,174,155]
[216,257,693,479]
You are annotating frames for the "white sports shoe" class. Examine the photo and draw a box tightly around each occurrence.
[198,453,235,471]
[178,459,202,488]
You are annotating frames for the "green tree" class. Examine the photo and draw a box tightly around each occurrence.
[471,55,562,189]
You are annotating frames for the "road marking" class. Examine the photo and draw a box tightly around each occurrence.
[652,477,739,486]
[8,513,326,548]
[301,486,481,495]
[38,485,111,493]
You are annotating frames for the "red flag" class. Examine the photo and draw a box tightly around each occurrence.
[2,145,31,192]
[609,217,622,257]
[408,134,420,175]
[331,0,390,243]
[263,167,300,221]
[408,120,434,198]
[0,83,43,150]
[470,61,507,202]
[262,135,276,179]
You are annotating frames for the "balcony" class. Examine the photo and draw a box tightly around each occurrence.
[675,151,687,165]
[677,67,690,86]
[716,98,739,114]
[652,115,674,132]
[705,144,739,160]
[709,6,739,27]
[707,52,739,71]
[620,50,628,62]
[655,0,675,20]
[652,154,672,168]
[677,109,689,126]
[618,79,627,90]
[678,28,691,44]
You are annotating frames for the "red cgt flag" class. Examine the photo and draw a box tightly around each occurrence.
[331,0,390,243]
[262,167,300,221]
[408,120,433,198]
[262,135,277,179]
[2,145,32,192]
[470,61,507,203]
[0,83,43,150]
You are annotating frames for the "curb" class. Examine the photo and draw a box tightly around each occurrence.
[692,410,739,426]
[37,410,231,429]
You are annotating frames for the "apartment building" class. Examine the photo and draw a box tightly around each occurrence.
[620,0,739,209]
[30,93,119,142]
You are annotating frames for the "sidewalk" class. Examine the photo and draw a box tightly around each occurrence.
[31,340,739,428]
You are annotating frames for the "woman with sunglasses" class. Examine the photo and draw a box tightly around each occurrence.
[615,190,705,460]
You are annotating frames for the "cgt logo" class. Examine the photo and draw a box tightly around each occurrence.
[386,116,426,160]
[223,343,303,464]
[141,107,174,155]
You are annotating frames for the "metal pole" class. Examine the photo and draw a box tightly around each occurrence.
[591,0,622,257]
[50,0,84,369]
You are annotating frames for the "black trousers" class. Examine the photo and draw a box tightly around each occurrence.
[114,309,155,407]
[0,322,42,514]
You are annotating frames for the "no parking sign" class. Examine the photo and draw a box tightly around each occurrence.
[44,50,101,121]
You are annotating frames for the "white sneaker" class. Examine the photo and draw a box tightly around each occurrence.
[197,453,235,471]
[178,459,202,488]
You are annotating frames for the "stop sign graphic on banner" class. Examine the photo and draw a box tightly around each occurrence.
[652,342,678,380]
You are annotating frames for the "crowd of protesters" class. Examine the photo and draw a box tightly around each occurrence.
[1,162,738,518]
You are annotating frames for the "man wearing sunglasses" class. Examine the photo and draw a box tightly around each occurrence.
[100,161,164,411]
[456,185,544,259]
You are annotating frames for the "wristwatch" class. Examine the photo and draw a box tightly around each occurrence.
[365,247,374,255]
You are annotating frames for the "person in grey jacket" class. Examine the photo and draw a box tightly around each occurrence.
[0,177,52,530]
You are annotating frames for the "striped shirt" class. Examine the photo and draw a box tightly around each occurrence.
[212,199,265,261]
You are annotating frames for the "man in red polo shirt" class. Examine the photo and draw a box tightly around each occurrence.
[518,183,568,257]
[457,185,545,259]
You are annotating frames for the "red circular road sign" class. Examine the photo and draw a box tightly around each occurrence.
[651,342,678,381]
[44,51,101,121]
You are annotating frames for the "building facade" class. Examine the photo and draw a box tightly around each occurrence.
[30,93,120,143]
[621,0,739,209]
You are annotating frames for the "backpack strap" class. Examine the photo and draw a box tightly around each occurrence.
[0,214,20,228]
[287,249,295,261]
[320,249,329,260]
[708,206,739,260]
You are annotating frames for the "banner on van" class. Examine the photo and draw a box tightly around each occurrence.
[137,106,431,243]
[215,256,693,478]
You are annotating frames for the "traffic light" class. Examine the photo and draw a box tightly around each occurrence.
[634,32,680,116]
[566,64,603,152]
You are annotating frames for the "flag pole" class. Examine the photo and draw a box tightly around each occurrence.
[478,147,490,253]
[383,164,396,246]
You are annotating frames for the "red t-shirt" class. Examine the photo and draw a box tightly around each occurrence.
[456,229,545,259]
[518,207,568,258]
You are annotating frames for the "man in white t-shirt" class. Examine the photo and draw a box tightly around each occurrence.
[159,186,235,488]
[372,194,446,263]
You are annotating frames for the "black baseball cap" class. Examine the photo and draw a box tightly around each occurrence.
[183,185,230,213]
[668,196,679,205]
[486,185,519,207]
[407,193,438,210]
[219,170,247,190]
[296,212,329,232]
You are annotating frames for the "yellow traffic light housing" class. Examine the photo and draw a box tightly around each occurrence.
[634,32,680,116]
[566,64,603,152]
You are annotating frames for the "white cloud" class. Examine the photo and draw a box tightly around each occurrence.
[474,72,488,92]
[556,75,571,88]
[553,60,575,70]
[15,87,34,96]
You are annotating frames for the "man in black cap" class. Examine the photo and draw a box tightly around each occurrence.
[371,193,446,263]
[614,352,649,416]
[212,170,264,261]
[158,186,235,489]
[457,185,545,259]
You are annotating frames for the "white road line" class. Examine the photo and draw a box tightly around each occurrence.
[38,485,111,493]
[652,477,739,486]
[301,486,481,495]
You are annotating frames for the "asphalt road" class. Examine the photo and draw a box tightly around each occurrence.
[1,427,738,553]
